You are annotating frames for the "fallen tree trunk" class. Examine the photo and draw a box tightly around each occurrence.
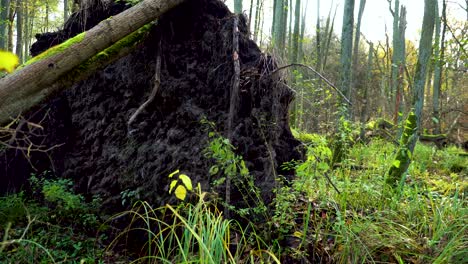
[0,0,186,125]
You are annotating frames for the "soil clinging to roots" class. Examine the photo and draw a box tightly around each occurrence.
[0,0,303,213]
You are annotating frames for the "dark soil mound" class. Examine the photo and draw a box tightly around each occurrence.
[0,0,302,211]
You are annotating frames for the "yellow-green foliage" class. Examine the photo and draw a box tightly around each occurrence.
[291,138,467,263]
[291,128,324,145]
[20,32,86,68]
[365,118,395,130]
[0,50,19,72]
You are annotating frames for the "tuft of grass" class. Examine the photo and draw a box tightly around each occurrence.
[106,187,280,263]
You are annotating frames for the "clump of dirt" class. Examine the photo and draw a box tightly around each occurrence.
[0,0,302,212]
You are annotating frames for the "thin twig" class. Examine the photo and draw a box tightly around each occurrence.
[324,172,341,194]
[269,63,352,106]
[444,21,468,59]
[128,39,162,126]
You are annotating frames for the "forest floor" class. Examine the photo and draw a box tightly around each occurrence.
[0,129,466,263]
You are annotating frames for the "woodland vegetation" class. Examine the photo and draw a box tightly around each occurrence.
[0,0,467,263]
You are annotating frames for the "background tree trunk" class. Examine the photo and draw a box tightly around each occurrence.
[390,0,399,106]
[339,0,354,114]
[0,0,10,49]
[7,0,14,51]
[234,0,242,14]
[15,0,22,61]
[405,0,436,161]
[64,0,69,22]
[394,6,406,129]
[351,0,366,120]
[432,0,446,134]
[22,0,28,60]
[291,0,299,63]
[253,0,261,42]
[360,42,373,139]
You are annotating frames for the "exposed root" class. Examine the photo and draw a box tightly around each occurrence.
[225,15,241,218]
[128,40,162,127]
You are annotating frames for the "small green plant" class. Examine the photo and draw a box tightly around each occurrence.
[330,112,355,167]
[0,176,107,263]
[202,119,267,219]
[120,188,142,206]
[269,177,300,240]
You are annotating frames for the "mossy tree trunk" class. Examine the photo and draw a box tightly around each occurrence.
[386,0,436,189]
[386,110,417,187]
[0,0,186,125]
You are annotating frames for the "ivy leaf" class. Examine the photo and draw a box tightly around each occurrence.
[0,50,19,73]
[169,180,178,194]
[178,174,192,191]
[174,185,187,200]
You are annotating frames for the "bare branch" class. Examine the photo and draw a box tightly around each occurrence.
[269,63,352,106]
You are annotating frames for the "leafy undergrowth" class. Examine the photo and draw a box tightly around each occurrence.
[286,135,467,263]
[0,133,467,263]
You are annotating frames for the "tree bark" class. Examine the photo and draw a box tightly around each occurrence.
[7,0,14,51]
[432,0,446,134]
[360,42,373,140]
[394,6,406,130]
[234,0,242,14]
[15,0,22,61]
[339,0,355,115]
[411,0,436,142]
[0,0,186,125]
[291,0,300,63]
[64,0,69,22]
[0,0,10,49]
[350,0,366,120]
[253,0,261,42]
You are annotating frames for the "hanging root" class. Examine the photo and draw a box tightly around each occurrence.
[128,40,162,127]
[225,15,241,218]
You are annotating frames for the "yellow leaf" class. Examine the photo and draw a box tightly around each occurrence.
[174,185,187,200]
[169,180,178,194]
[0,50,19,73]
[168,169,180,178]
[293,231,303,238]
[178,174,192,191]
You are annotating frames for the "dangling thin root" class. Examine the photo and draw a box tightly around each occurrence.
[128,40,162,126]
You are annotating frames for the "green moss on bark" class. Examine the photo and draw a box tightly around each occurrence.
[75,23,153,73]
[19,32,86,68]
[386,110,417,187]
